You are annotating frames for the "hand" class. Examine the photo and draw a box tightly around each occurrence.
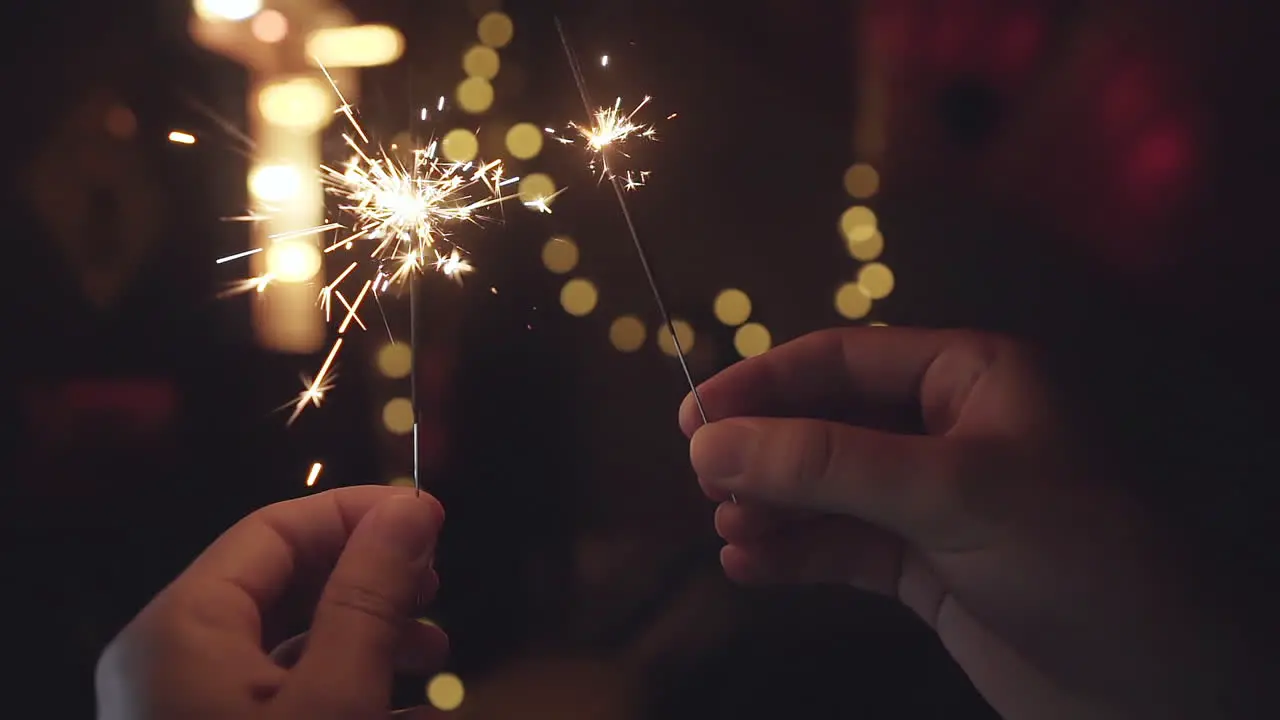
[96,486,448,719]
[682,328,1252,719]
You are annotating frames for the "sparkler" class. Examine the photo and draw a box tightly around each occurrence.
[552,19,710,430]
[217,66,523,493]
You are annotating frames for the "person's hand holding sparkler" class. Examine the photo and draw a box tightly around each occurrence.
[683,327,1267,719]
[96,486,448,719]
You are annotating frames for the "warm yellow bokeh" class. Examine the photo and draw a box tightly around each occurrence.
[843,163,880,199]
[857,262,895,300]
[456,77,494,114]
[657,319,696,356]
[306,25,404,68]
[847,229,884,261]
[609,315,647,352]
[505,122,544,159]
[477,12,514,48]
[518,173,557,206]
[462,45,501,79]
[560,278,599,317]
[839,205,878,244]
[713,289,752,327]
[248,164,302,202]
[388,476,415,488]
[257,77,331,131]
[834,282,872,320]
[426,673,465,711]
[376,342,412,379]
[441,128,479,163]
[734,323,772,358]
[541,236,579,274]
[265,241,322,283]
[382,398,415,435]
[193,0,261,22]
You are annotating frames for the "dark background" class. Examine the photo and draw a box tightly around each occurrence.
[2,0,1277,717]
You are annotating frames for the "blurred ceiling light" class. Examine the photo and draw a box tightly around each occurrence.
[541,236,578,273]
[306,25,405,68]
[518,173,557,207]
[857,262,895,299]
[382,398,415,435]
[193,0,262,22]
[265,241,322,283]
[248,164,303,203]
[713,289,752,326]
[441,128,479,163]
[834,282,872,320]
[257,77,332,131]
[250,9,288,43]
[167,130,197,145]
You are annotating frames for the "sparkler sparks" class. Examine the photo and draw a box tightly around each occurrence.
[549,95,672,188]
[217,67,521,425]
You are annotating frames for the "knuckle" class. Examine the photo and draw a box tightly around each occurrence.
[785,420,838,497]
[922,331,1021,434]
[320,578,402,629]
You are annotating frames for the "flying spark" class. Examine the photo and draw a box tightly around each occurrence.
[550,95,667,186]
[218,65,520,422]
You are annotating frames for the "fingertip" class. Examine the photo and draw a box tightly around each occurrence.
[678,391,701,437]
[719,545,767,585]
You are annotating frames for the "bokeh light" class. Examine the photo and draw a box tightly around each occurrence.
[376,342,412,379]
[505,122,544,159]
[440,128,479,163]
[541,236,578,274]
[713,289,752,326]
[834,282,872,320]
[264,242,322,283]
[462,45,500,80]
[306,25,404,68]
[250,9,287,43]
[842,163,880,198]
[426,673,465,711]
[193,0,261,22]
[733,323,772,358]
[857,262,895,300]
[257,77,331,131]
[847,229,884,261]
[518,173,557,207]
[560,278,598,317]
[657,319,696,356]
[248,164,302,202]
[382,398,415,435]
[609,315,646,352]
[477,12,514,48]
[839,205,877,243]
[456,77,494,114]
[388,476,415,488]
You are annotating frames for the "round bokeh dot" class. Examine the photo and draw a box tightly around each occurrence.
[541,236,578,273]
[834,282,872,320]
[426,673,465,711]
[477,11,514,48]
[462,45,500,79]
[375,342,412,379]
[857,262,895,300]
[441,128,478,163]
[843,163,880,198]
[456,76,494,114]
[713,289,752,326]
[609,315,647,352]
[505,122,544,159]
[518,173,557,206]
[560,278,598,317]
[847,229,884,261]
[382,398,414,435]
[734,323,772,358]
[839,205,877,243]
[657,319,695,357]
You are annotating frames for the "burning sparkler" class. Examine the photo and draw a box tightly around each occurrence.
[216,67,523,441]
[552,19,710,430]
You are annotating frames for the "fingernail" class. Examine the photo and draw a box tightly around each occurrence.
[690,420,759,480]
[370,495,438,567]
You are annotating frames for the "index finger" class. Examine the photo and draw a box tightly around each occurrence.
[680,327,964,436]
[170,486,443,635]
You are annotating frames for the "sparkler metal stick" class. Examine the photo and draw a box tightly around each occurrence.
[553,18,710,429]
[410,274,422,497]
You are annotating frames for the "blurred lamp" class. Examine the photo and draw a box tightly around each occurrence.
[306,25,405,68]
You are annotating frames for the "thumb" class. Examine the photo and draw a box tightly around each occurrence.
[282,493,442,715]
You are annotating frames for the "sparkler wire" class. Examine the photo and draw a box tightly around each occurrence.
[553,18,710,428]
